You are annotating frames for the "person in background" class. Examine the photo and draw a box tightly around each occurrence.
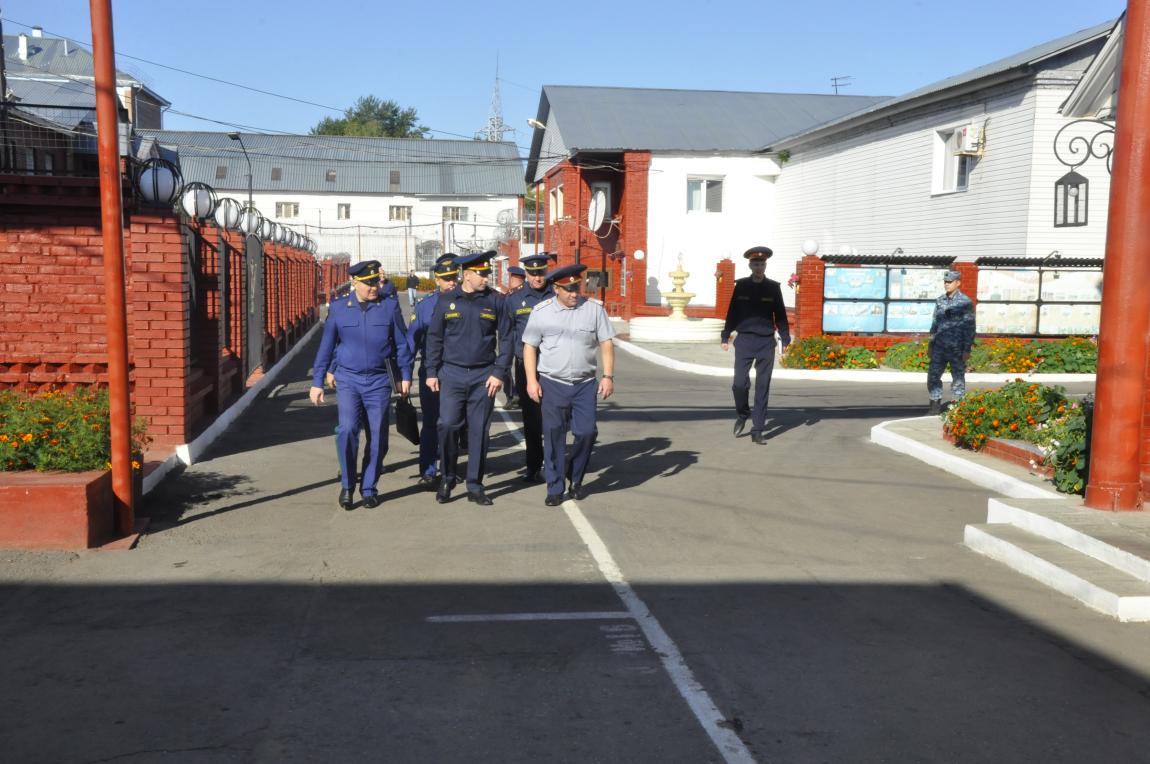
[522,264,616,506]
[500,265,528,411]
[720,246,790,445]
[406,271,420,308]
[405,255,459,489]
[927,269,976,414]
[506,254,554,478]
[310,260,412,509]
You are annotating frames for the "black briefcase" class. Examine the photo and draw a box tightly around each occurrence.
[394,395,420,446]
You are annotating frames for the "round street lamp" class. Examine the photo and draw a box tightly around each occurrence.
[179,181,218,221]
[214,197,243,231]
[135,158,182,207]
[240,206,264,236]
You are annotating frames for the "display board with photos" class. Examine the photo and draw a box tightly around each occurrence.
[822,267,887,299]
[886,301,937,332]
[888,268,946,300]
[976,266,1102,335]
[822,301,886,333]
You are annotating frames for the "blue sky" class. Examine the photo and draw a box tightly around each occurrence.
[4,0,1125,157]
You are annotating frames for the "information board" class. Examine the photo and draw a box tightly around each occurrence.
[977,269,1040,302]
[1039,304,1101,335]
[888,268,945,300]
[886,301,936,333]
[823,301,886,333]
[823,267,887,300]
[977,302,1038,335]
[1040,270,1103,302]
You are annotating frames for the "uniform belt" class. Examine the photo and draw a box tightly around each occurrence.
[541,373,595,386]
[444,361,491,370]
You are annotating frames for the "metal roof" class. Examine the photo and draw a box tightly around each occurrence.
[136,130,525,196]
[769,18,1116,150]
[821,255,955,266]
[3,34,170,105]
[975,257,1103,268]
[8,79,96,128]
[544,85,889,151]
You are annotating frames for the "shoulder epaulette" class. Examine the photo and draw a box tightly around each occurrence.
[533,298,554,309]
[588,297,604,305]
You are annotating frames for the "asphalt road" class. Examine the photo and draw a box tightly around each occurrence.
[0,335,1146,763]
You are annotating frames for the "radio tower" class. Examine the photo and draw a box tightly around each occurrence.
[476,56,513,142]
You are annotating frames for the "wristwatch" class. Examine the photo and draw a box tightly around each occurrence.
[602,375,614,380]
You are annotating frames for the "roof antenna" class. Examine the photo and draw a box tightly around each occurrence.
[831,75,853,95]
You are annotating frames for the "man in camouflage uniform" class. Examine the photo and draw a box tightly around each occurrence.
[927,269,976,414]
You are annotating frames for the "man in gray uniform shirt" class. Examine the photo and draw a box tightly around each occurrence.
[522,264,616,506]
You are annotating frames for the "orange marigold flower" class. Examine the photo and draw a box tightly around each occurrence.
[21,433,33,442]
[1010,423,1019,431]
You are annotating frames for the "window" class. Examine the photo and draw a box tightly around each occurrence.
[549,185,564,223]
[337,203,351,220]
[934,129,978,194]
[389,205,412,222]
[43,153,54,176]
[687,177,723,212]
[23,148,35,172]
[275,202,299,218]
[522,227,539,244]
[325,169,336,183]
[389,170,401,191]
[271,167,282,181]
[442,206,468,221]
[215,165,227,180]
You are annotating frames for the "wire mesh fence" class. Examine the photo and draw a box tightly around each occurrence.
[306,222,514,273]
[0,104,102,177]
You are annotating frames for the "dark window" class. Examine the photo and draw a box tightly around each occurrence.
[325,169,336,183]
[215,165,227,180]
[389,170,400,191]
[271,167,282,181]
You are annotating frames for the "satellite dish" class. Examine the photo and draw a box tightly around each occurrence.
[587,188,607,231]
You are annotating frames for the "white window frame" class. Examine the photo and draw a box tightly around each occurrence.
[687,176,723,213]
[442,206,469,222]
[389,205,412,222]
[275,202,299,219]
[932,128,978,194]
[549,184,564,224]
[337,203,351,220]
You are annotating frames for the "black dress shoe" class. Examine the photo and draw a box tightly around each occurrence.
[568,483,587,500]
[338,489,354,510]
[362,494,382,509]
[467,488,493,506]
[545,493,566,506]
[733,416,748,437]
[436,480,454,504]
[417,475,438,491]
[751,432,768,445]
[928,399,942,415]
[521,470,543,484]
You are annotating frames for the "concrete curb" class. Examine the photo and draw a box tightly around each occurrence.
[612,338,1095,384]
[142,321,322,495]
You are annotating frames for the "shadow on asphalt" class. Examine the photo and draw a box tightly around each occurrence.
[2,581,1149,762]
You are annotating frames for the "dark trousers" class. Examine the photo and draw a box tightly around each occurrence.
[732,334,776,435]
[515,357,544,474]
[540,376,598,496]
[438,364,495,491]
[417,373,440,478]
[335,370,391,496]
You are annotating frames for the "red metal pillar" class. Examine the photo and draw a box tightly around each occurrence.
[90,0,134,534]
[1085,0,1150,511]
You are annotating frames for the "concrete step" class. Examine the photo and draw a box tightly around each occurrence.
[987,498,1150,584]
[965,523,1150,622]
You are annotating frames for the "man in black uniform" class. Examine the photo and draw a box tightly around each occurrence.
[425,251,513,505]
[720,246,791,444]
[507,253,554,481]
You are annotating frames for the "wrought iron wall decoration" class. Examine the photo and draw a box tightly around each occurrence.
[1052,118,1115,228]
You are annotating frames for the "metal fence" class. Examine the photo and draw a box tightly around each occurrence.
[306,222,514,273]
[0,103,102,177]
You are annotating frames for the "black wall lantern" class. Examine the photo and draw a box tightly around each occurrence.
[1054,170,1088,227]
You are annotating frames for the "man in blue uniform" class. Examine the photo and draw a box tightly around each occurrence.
[927,269,976,414]
[499,265,527,409]
[425,251,513,505]
[721,246,791,445]
[310,260,412,509]
[522,264,616,506]
[406,254,459,489]
[507,253,554,481]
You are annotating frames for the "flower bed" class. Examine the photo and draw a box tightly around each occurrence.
[882,336,1098,373]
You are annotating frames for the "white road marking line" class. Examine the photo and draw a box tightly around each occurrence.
[427,611,631,623]
[496,409,755,764]
[564,503,756,764]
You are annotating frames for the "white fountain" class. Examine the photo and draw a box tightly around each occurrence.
[629,255,724,343]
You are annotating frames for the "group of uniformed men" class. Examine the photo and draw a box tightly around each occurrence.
[310,250,616,510]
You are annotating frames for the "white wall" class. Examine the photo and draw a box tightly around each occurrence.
[645,155,782,306]
[214,190,520,271]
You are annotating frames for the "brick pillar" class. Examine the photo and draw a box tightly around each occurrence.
[795,255,825,339]
[622,151,650,320]
[715,258,735,319]
[955,261,979,310]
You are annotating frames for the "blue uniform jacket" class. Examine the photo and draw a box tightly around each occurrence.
[722,276,791,345]
[424,286,513,378]
[406,291,441,377]
[507,283,554,359]
[312,294,413,387]
[929,290,976,352]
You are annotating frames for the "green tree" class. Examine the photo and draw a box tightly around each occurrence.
[311,96,429,138]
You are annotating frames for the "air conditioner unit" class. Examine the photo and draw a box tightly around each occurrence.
[956,124,983,155]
